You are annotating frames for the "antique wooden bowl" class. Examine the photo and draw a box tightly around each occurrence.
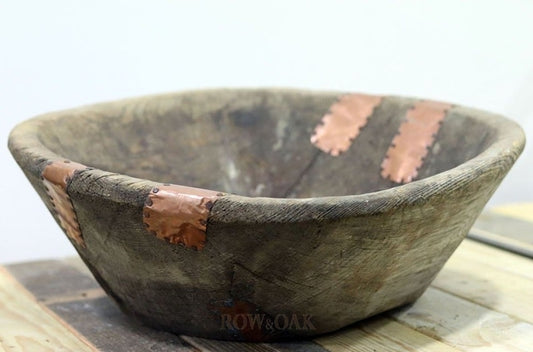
[9,89,524,341]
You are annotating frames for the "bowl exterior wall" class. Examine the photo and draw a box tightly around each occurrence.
[12,159,506,341]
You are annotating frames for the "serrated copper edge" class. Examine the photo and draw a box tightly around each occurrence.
[311,93,383,156]
[42,160,87,247]
[142,184,223,251]
[381,100,452,184]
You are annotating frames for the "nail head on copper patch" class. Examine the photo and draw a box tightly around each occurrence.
[142,184,221,250]
[41,160,87,247]
[381,100,452,184]
[311,93,383,156]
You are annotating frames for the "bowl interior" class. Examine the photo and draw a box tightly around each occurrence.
[36,90,496,198]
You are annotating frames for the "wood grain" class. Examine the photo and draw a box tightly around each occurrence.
[432,248,533,323]
[315,317,460,352]
[181,336,278,352]
[391,287,533,352]
[454,238,533,280]
[0,267,95,352]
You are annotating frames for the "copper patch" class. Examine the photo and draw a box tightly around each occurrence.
[143,184,221,250]
[42,160,87,247]
[381,100,452,183]
[311,93,382,156]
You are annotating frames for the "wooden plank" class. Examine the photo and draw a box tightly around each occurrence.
[6,260,196,352]
[474,212,533,245]
[0,266,96,352]
[270,341,333,352]
[7,260,102,302]
[181,336,330,352]
[491,202,533,223]
[467,227,533,258]
[314,316,460,352]
[390,287,533,352]
[448,240,533,280]
[431,248,533,323]
[181,336,279,352]
[468,209,533,257]
[46,297,194,352]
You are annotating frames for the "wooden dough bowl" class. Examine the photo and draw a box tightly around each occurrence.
[8,89,525,341]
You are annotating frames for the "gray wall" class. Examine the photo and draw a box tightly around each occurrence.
[1,0,531,263]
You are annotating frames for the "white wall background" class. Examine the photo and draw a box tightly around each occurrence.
[1,1,532,264]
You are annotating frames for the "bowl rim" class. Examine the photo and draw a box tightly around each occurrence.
[8,88,526,223]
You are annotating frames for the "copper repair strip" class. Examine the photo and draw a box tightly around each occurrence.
[381,100,452,184]
[42,160,87,247]
[143,185,223,250]
[311,93,383,156]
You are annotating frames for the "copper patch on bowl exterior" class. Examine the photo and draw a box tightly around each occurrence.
[42,160,87,247]
[311,93,382,156]
[381,100,452,184]
[143,185,222,250]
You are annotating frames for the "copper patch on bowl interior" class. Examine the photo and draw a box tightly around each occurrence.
[381,100,452,184]
[42,160,87,247]
[143,184,222,250]
[311,93,383,156]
